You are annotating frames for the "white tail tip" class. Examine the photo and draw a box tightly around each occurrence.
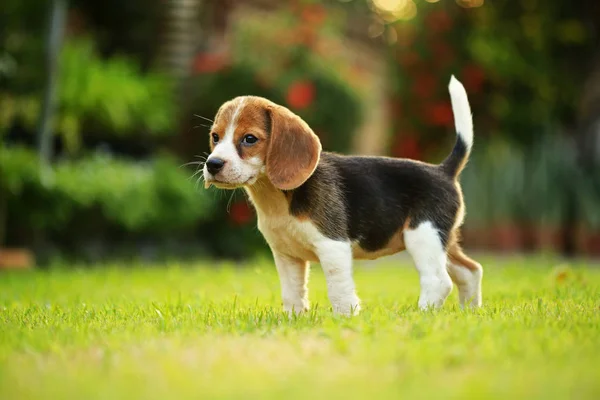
[448,75,473,149]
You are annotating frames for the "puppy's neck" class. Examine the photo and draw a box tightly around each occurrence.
[244,176,290,216]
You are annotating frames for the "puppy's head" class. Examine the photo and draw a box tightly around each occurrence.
[203,96,321,190]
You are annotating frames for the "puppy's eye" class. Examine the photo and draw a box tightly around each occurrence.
[242,134,258,145]
[212,133,219,143]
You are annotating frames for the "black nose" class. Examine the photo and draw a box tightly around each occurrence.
[206,158,225,175]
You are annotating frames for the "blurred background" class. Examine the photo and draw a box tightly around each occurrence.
[1,0,600,268]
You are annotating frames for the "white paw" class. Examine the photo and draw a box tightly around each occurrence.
[418,275,453,310]
[283,299,309,316]
[331,295,361,316]
[456,267,483,308]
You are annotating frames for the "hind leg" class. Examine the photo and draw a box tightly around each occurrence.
[447,244,483,307]
[404,221,453,309]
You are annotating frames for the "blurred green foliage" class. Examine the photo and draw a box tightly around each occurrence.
[0,146,214,233]
[387,0,593,157]
[59,39,174,140]
[0,0,47,90]
[1,38,175,153]
[465,1,590,142]
[461,136,600,230]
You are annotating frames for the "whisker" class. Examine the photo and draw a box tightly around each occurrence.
[226,190,236,213]
[241,188,252,207]
[189,168,204,181]
[180,160,204,168]
[195,174,206,190]
[193,124,211,129]
[194,114,214,123]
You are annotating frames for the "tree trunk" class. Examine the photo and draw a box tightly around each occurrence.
[37,0,67,169]
[156,0,203,103]
[0,190,6,248]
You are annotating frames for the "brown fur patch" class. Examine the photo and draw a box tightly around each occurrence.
[265,104,321,190]
[246,176,289,216]
[447,244,481,271]
[230,98,270,160]
[443,180,466,251]
[292,213,310,222]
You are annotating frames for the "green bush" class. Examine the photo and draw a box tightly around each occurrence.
[1,38,175,153]
[0,146,214,233]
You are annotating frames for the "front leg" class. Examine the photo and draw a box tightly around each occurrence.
[272,252,310,315]
[315,240,361,316]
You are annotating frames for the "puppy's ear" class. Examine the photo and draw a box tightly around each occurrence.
[266,105,321,190]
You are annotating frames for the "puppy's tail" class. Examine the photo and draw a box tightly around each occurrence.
[440,76,473,179]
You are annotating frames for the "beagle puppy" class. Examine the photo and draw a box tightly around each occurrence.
[202,76,482,316]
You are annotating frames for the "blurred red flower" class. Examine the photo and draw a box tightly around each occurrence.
[462,64,486,92]
[229,201,254,226]
[286,80,316,110]
[427,102,454,126]
[193,52,229,74]
[301,4,327,26]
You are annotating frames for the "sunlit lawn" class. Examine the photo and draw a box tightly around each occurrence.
[1,255,599,399]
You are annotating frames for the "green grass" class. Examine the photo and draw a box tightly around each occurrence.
[1,255,599,399]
